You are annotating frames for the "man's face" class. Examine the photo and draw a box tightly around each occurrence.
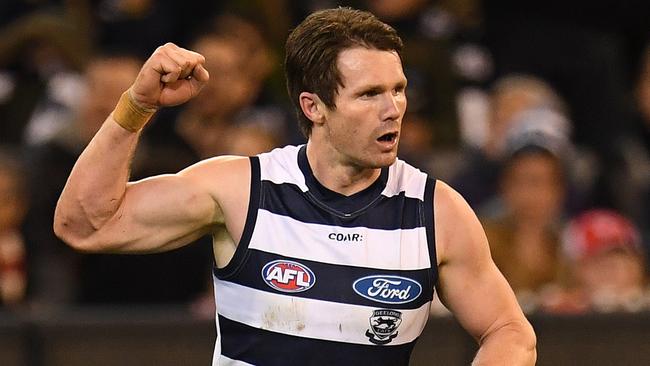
[501,152,565,224]
[576,249,645,297]
[320,47,407,169]
[193,38,259,119]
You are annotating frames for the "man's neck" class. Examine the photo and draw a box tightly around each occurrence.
[305,141,381,197]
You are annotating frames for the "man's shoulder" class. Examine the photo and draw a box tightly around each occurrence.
[181,155,252,186]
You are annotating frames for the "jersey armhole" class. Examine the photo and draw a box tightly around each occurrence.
[424,178,438,291]
[213,156,261,280]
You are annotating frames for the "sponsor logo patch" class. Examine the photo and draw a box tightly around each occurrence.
[327,232,364,243]
[262,260,316,293]
[366,309,402,345]
[353,275,422,304]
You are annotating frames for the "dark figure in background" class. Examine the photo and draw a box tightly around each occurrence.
[631,44,650,254]
[0,149,29,307]
[483,134,570,311]
[451,74,571,211]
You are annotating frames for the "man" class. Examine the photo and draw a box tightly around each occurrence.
[54,8,536,365]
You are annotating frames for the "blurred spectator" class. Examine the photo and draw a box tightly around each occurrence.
[0,1,92,71]
[631,43,650,253]
[542,209,650,314]
[636,45,650,138]
[21,64,85,146]
[147,13,285,167]
[483,76,567,160]
[482,124,570,311]
[0,148,29,307]
[0,0,92,146]
[451,74,574,211]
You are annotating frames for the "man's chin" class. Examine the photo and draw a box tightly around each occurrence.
[369,153,397,169]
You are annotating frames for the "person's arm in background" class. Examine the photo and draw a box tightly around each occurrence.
[434,181,537,365]
[53,43,219,254]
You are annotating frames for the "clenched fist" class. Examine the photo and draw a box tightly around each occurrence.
[130,43,210,109]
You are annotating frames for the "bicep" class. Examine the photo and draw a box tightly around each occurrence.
[434,182,524,342]
[93,172,222,253]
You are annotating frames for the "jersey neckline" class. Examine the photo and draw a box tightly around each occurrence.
[297,145,389,217]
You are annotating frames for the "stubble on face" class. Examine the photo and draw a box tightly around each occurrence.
[321,47,407,171]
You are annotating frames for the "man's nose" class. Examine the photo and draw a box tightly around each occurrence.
[381,92,403,121]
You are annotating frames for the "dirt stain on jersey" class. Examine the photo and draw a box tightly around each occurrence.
[262,298,306,333]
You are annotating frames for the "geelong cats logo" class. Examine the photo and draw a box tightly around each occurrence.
[262,260,316,293]
[365,309,403,345]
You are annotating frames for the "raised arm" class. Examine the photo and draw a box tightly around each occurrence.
[53,43,224,254]
[434,181,536,365]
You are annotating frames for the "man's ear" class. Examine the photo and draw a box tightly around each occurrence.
[299,92,327,126]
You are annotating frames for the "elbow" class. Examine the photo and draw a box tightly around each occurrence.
[477,318,537,366]
[513,319,537,365]
[523,322,537,365]
[52,215,85,252]
[53,193,119,252]
[53,210,104,253]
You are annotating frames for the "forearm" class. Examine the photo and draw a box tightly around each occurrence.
[54,115,141,247]
[472,319,537,366]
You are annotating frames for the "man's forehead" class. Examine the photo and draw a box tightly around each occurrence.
[336,47,405,88]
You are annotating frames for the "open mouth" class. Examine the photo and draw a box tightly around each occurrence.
[377,132,398,143]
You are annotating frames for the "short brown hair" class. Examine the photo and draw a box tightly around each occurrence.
[285,7,403,137]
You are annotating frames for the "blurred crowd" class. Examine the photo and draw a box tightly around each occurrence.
[1,0,649,318]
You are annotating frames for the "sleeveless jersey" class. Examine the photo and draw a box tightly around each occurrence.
[212,145,438,366]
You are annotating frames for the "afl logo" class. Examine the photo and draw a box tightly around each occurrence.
[353,275,422,304]
[262,260,316,293]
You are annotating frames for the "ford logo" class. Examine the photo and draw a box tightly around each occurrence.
[262,260,316,293]
[353,275,422,304]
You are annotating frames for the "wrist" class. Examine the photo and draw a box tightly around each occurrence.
[112,89,158,132]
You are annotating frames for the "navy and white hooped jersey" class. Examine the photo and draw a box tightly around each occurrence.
[212,145,438,366]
